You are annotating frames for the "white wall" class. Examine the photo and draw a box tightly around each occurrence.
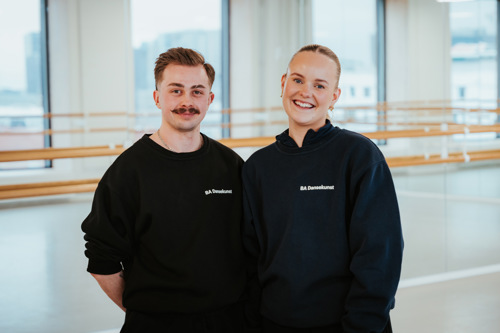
[386,0,451,102]
[49,0,134,149]
[229,0,312,138]
[49,0,133,179]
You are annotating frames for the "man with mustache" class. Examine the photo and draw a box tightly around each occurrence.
[82,48,248,332]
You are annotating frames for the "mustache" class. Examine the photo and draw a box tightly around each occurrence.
[172,107,200,114]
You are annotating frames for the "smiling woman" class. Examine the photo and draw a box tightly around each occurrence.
[280,46,342,147]
[242,44,403,333]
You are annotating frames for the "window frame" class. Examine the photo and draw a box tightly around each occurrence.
[377,0,387,144]
[0,0,51,170]
[221,0,230,138]
[41,0,52,165]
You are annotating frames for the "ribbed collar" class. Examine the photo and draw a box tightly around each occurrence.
[141,133,209,160]
[276,120,335,148]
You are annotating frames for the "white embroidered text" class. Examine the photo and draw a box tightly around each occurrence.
[205,189,233,195]
[300,185,335,191]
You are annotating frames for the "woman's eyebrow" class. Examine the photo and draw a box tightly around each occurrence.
[290,73,329,84]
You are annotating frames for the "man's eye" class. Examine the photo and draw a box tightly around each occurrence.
[293,79,302,84]
[316,85,325,89]
[193,90,203,95]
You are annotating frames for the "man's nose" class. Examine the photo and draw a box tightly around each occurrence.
[180,93,194,107]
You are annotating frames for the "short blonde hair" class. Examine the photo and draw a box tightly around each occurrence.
[288,44,341,88]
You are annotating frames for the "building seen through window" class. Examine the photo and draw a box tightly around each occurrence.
[450,0,498,140]
[0,0,48,170]
[312,0,379,133]
[450,0,497,104]
[131,0,224,139]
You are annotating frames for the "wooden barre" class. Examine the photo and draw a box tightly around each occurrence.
[1,101,499,119]
[2,120,497,135]
[0,178,100,191]
[0,145,125,162]
[218,136,275,148]
[365,124,500,140]
[1,121,499,137]
[0,180,98,200]
[1,149,499,200]
[386,149,500,168]
[3,124,500,162]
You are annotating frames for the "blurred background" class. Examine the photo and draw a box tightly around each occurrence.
[0,0,499,332]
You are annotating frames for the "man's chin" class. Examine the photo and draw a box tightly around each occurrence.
[172,120,204,133]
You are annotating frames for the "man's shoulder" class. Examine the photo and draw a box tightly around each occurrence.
[207,136,244,164]
[102,136,150,175]
[110,138,140,163]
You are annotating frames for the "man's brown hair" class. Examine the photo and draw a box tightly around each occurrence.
[154,47,215,90]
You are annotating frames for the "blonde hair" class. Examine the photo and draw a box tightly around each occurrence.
[288,44,341,88]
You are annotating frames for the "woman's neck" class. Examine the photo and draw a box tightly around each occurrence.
[288,121,325,148]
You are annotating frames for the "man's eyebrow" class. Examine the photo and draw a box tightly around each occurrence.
[166,83,208,89]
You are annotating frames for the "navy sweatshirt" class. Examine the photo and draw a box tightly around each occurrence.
[242,121,404,332]
[82,134,246,314]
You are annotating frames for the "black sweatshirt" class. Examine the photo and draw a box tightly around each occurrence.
[242,121,404,332]
[82,134,246,314]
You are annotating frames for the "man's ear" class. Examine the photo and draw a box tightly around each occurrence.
[153,90,161,109]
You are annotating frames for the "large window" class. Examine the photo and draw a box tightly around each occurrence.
[450,0,497,105]
[449,0,498,140]
[0,0,49,169]
[131,0,227,139]
[312,0,380,133]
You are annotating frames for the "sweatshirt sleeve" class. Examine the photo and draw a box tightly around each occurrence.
[241,163,263,331]
[81,174,136,275]
[343,159,404,332]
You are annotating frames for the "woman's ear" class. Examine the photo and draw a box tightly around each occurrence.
[330,87,341,108]
[281,73,287,96]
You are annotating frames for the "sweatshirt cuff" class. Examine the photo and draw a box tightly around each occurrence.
[87,259,122,275]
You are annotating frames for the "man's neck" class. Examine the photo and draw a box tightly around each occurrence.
[153,127,203,153]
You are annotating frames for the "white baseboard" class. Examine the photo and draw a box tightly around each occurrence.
[399,263,500,288]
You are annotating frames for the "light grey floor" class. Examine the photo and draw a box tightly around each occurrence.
[0,161,499,333]
[0,195,124,333]
[393,271,500,333]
